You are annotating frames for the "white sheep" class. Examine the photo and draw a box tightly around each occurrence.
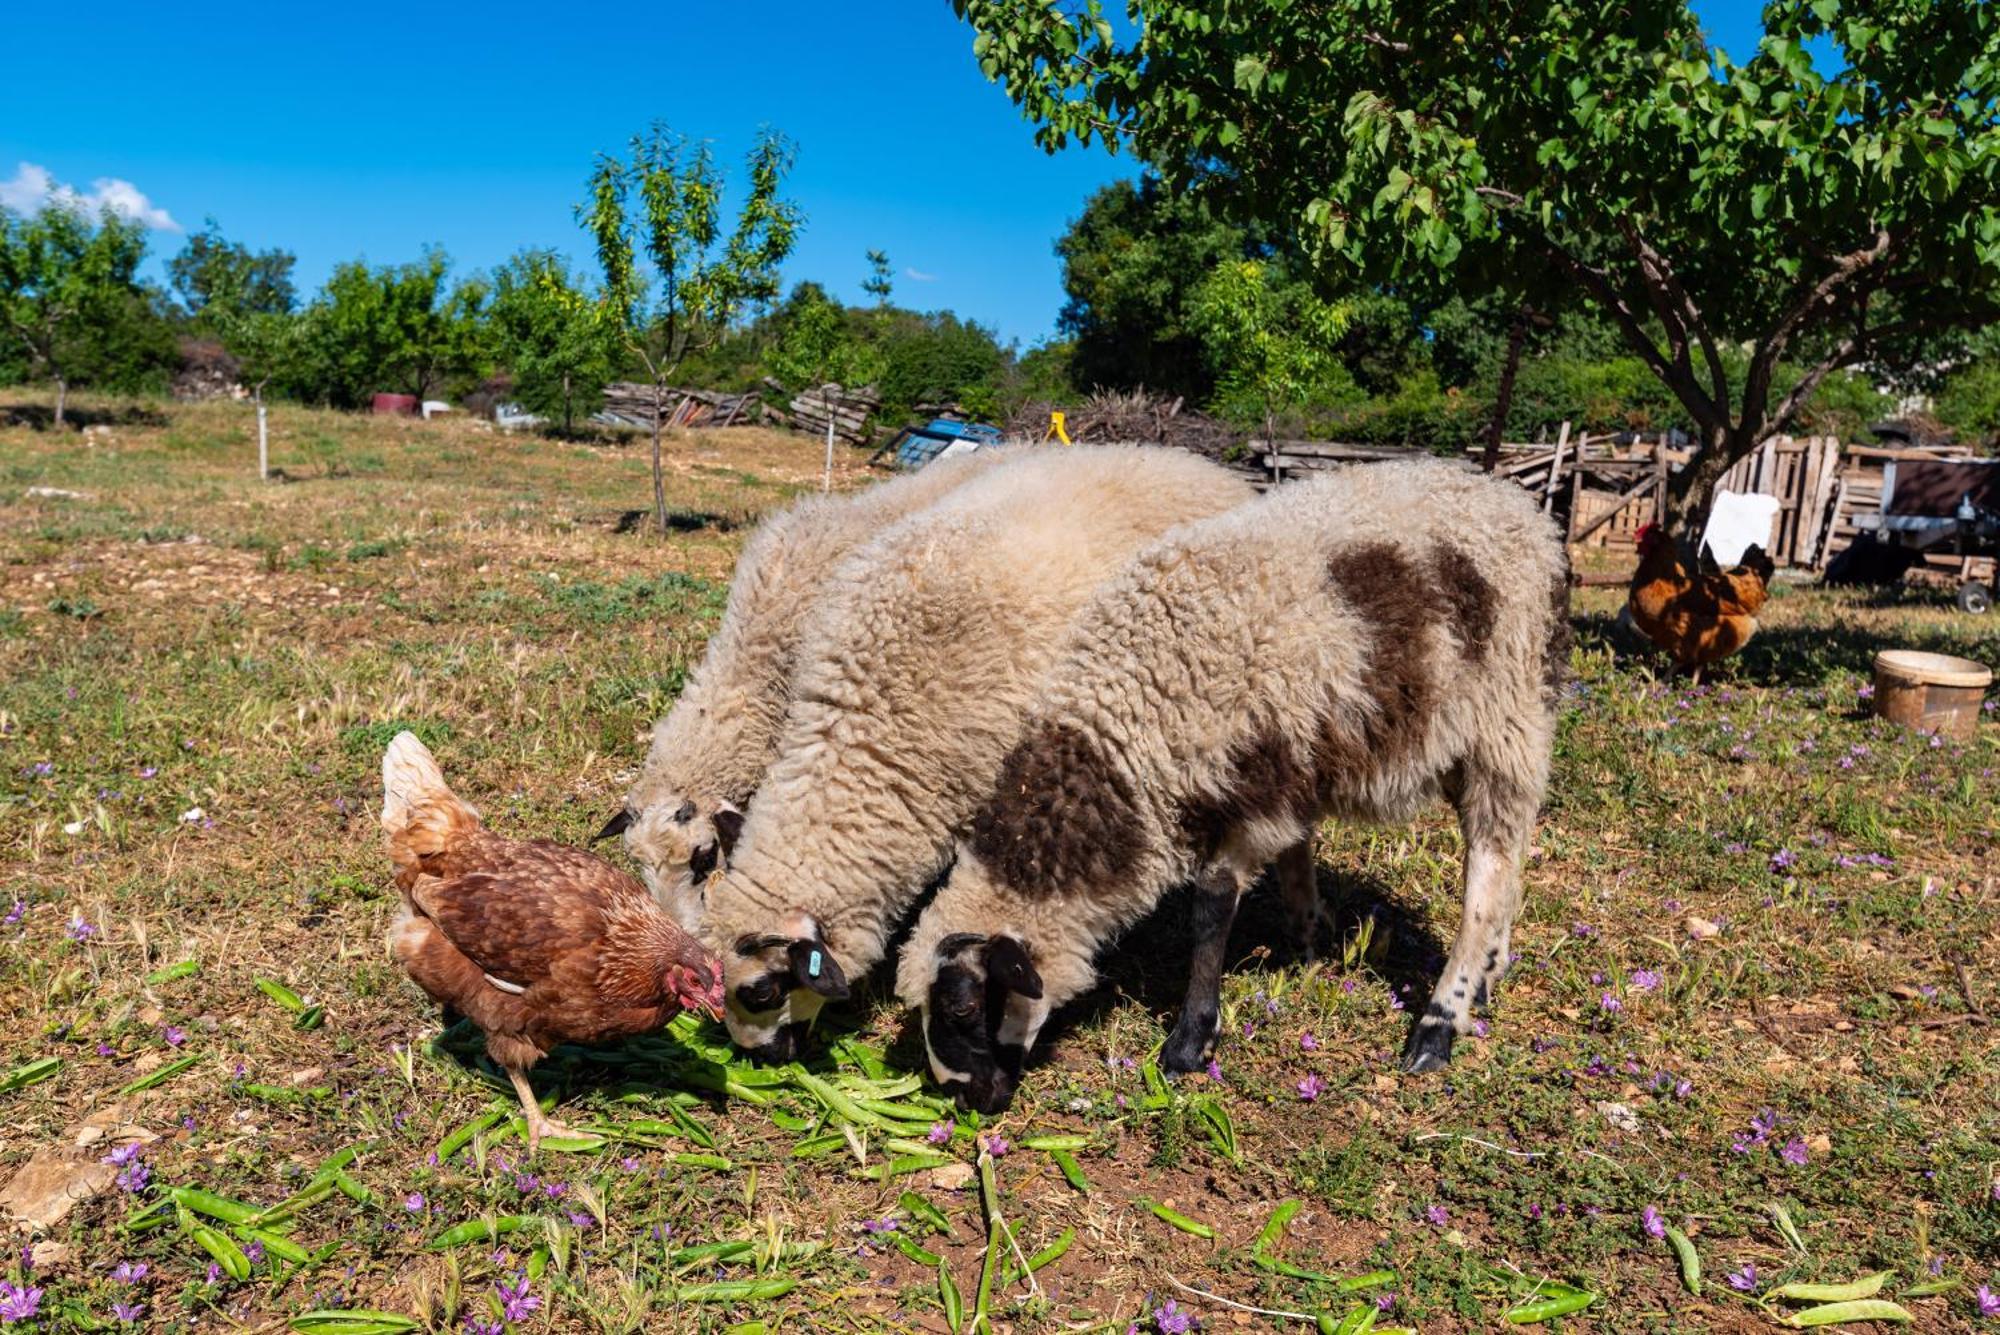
[609,451,1006,927]
[897,457,1570,1112]
[698,445,1257,1061]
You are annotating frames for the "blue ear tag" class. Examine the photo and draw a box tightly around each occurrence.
[808,950,823,978]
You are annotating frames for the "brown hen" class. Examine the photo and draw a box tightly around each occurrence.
[381,732,723,1148]
[1626,523,1775,683]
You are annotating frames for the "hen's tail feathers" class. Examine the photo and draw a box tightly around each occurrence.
[381,732,481,871]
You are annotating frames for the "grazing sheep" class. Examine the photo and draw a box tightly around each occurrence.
[699,446,1256,1061]
[608,451,1006,927]
[897,458,1570,1112]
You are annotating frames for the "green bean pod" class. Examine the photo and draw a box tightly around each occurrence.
[1136,1197,1215,1239]
[675,1278,797,1302]
[425,1214,536,1250]
[1048,1149,1090,1194]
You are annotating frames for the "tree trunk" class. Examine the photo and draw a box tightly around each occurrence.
[1482,312,1529,474]
[1664,422,1746,532]
[651,380,668,535]
[255,385,269,481]
[53,376,67,429]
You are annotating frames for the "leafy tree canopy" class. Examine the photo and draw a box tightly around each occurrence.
[168,218,297,324]
[955,0,2000,520]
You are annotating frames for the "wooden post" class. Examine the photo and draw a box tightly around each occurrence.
[256,389,269,482]
[1542,421,1570,514]
[1565,468,1584,544]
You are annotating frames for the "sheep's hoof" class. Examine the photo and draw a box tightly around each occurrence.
[1160,1022,1215,1075]
[1400,1023,1455,1074]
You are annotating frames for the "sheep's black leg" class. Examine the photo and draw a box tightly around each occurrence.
[1162,874,1243,1074]
[1404,759,1538,1074]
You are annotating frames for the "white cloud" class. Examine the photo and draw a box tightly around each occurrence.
[903,267,938,282]
[0,162,181,231]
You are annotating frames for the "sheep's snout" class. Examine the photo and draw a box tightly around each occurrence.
[744,1020,812,1066]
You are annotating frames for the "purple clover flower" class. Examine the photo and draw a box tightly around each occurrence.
[1205,1058,1223,1081]
[112,1261,147,1284]
[1631,969,1661,991]
[1299,1032,1319,1051]
[1152,1297,1195,1334]
[1727,1262,1759,1293]
[979,1133,1010,1157]
[161,1026,186,1047]
[1976,1285,1999,1318]
[66,915,97,941]
[495,1275,540,1322]
[111,1300,144,1323]
[1296,1073,1324,1102]
[1779,1137,1809,1166]
[1599,991,1623,1014]
[926,1120,954,1146]
[1425,1204,1448,1227]
[403,1193,426,1213]
[2,902,22,926]
[1641,1205,1666,1239]
[0,1283,40,1323]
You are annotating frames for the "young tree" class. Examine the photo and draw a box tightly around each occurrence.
[490,251,614,433]
[956,0,2000,525]
[768,282,883,490]
[0,202,150,426]
[1187,259,1350,442]
[579,124,803,534]
[169,218,297,324]
[302,251,487,409]
[219,310,307,479]
[862,249,895,307]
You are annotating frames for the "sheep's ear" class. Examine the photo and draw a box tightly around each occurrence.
[787,938,850,1000]
[986,936,1043,1000]
[713,803,745,857]
[593,809,632,842]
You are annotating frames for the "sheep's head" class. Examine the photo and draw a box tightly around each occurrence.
[916,932,1045,1115]
[599,795,744,930]
[716,910,851,1063]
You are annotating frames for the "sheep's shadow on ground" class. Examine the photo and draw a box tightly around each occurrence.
[612,507,741,535]
[874,861,1448,1082]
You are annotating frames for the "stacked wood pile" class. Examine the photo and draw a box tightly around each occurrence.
[1714,436,1844,567]
[597,383,763,431]
[1006,390,1241,466]
[778,383,880,445]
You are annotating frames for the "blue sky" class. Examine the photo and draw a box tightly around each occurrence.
[2,0,1768,347]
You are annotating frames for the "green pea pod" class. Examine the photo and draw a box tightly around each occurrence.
[295,1005,327,1031]
[1253,1253,1333,1283]
[768,1109,815,1133]
[791,1133,846,1159]
[1769,1272,1890,1303]
[1049,1149,1090,1194]
[939,1260,964,1332]
[676,1278,797,1302]
[170,1187,267,1227]
[855,1098,937,1125]
[1137,1197,1215,1239]
[1781,1300,1912,1327]
[894,1233,943,1267]
[671,1152,733,1170]
[972,1218,1001,1333]
[1002,1226,1074,1287]
[1503,1288,1596,1323]
[791,1071,892,1129]
[1901,1278,1959,1298]
[435,1109,506,1161]
[123,1197,177,1232]
[144,960,201,985]
[118,1052,201,1094]
[0,1056,61,1094]
[854,1152,952,1182]
[1334,1270,1396,1294]
[537,1131,609,1153]
[1018,1133,1090,1152]
[247,1179,333,1226]
[898,1190,952,1236]
[669,1240,755,1266]
[256,978,307,1012]
[1191,1097,1239,1162]
[426,1215,536,1250]
[662,1098,716,1148]
[236,1225,312,1265]
[1329,1304,1378,1335]
[286,1311,421,1335]
[1255,1198,1303,1253]
[884,1136,945,1158]
[332,1169,373,1204]
[188,1220,253,1281]
[1664,1226,1701,1295]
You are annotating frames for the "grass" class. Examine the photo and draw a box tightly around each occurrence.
[1,393,1995,1334]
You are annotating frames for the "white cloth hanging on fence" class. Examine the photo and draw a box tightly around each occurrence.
[1700,489,1782,565]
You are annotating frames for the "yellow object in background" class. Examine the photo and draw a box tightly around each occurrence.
[1047,411,1071,444]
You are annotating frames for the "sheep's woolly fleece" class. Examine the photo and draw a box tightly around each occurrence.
[701,444,1257,1048]
[900,457,1569,1078]
[621,450,1005,925]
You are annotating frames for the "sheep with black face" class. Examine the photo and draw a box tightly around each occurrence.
[696,445,1256,1062]
[897,458,1570,1113]
[604,451,1005,928]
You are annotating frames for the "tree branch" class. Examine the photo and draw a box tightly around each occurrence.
[1743,229,1893,431]
[1620,220,1731,419]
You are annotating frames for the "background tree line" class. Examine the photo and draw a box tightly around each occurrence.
[7,154,2000,457]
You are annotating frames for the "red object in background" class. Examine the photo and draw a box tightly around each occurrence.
[372,393,419,417]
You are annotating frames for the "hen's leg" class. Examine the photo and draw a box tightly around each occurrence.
[504,1065,577,1151]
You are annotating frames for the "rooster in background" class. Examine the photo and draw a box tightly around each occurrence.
[382,733,723,1149]
[1625,522,1776,683]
